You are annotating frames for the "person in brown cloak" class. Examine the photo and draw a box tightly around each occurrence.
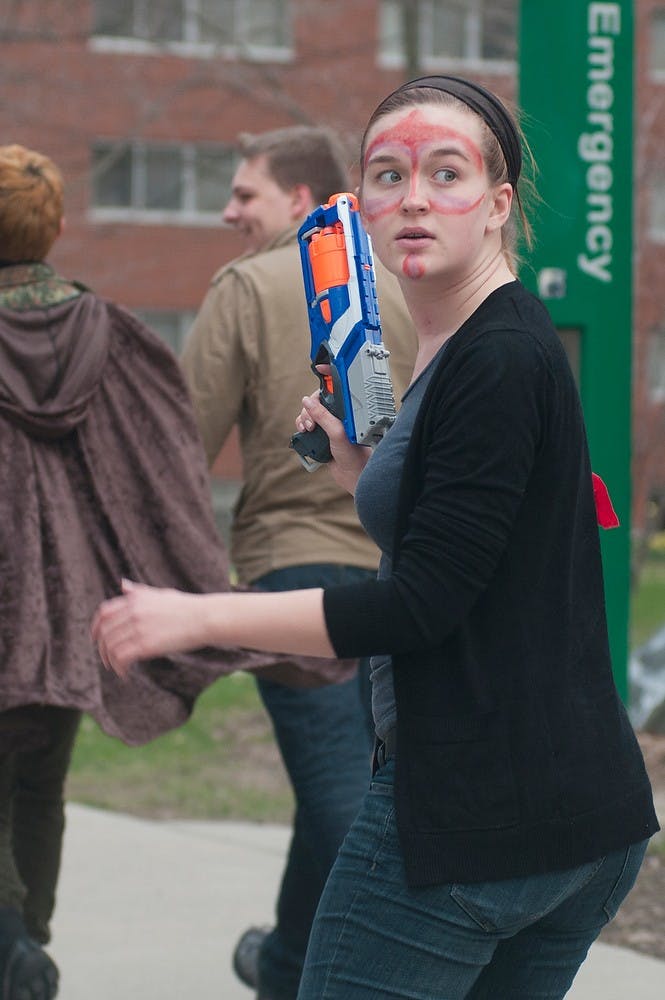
[0,144,340,1000]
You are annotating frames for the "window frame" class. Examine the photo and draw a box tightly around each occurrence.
[648,325,665,404]
[89,0,294,63]
[134,307,197,355]
[649,7,665,82]
[647,172,665,245]
[377,0,516,74]
[90,140,238,227]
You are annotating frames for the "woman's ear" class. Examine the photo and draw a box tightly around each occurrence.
[486,183,513,234]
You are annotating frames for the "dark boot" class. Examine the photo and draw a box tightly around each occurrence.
[0,907,58,1000]
[232,925,271,989]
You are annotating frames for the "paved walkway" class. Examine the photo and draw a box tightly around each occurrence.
[51,804,664,999]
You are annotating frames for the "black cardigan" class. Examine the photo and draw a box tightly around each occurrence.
[324,281,658,888]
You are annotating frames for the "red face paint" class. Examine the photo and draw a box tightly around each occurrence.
[362,109,486,222]
[402,254,426,279]
[363,190,484,222]
[364,110,484,173]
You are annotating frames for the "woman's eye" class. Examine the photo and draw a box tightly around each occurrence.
[434,168,457,183]
[377,168,402,184]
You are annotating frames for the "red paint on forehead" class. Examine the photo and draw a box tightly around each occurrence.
[364,109,483,172]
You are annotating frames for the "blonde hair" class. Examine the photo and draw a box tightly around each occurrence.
[0,144,64,261]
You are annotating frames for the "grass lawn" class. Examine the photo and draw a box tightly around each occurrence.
[68,553,665,822]
[67,672,294,822]
[630,555,665,648]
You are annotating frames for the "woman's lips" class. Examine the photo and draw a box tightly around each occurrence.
[395,228,434,248]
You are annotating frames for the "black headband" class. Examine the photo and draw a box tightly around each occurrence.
[390,75,522,187]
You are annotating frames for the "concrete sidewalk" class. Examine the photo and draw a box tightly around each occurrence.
[51,804,664,999]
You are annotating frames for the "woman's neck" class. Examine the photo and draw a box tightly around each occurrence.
[404,252,516,381]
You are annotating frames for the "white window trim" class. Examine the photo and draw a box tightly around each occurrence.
[377,50,515,74]
[89,34,293,63]
[88,207,224,227]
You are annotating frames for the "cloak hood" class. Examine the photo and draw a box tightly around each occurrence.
[0,292,110,439]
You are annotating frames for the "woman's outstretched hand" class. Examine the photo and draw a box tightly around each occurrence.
[91,579,207,678]
[92,580,335,676]
[296,383,371,494]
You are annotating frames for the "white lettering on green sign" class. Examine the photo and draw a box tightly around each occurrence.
[577,4,621,283]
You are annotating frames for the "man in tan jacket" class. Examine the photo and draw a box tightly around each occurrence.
[181,125,415,1000]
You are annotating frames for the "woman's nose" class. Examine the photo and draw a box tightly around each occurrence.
[400,175,428,213]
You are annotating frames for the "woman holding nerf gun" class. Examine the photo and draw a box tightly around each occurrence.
[93,76,658,999]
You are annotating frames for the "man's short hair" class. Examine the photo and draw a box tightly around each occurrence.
[237,126,351,206]
[0,144,64,262]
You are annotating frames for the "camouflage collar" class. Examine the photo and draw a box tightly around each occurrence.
[0,262,55,287]
[0,262,83,311]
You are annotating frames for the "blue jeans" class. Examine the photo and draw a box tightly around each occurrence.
[298,759,649,1000]
[253,564,375,1000]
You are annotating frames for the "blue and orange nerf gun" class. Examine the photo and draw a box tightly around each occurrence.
[290,192,397,471]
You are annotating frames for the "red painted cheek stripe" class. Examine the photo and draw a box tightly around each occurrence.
[362,194,402,221]
[362,190,484,221]
[429,192,485,216]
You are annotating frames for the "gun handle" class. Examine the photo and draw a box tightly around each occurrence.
[289,363,340,471]
[290,424,332,471]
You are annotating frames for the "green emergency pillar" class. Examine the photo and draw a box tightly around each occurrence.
[519,2,634,700]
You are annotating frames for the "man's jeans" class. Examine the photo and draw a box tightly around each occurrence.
[298,758,649,1000]
[253,564,375,1000]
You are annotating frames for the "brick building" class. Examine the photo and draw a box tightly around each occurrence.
[634,0,665,554]
[1,0,663,548]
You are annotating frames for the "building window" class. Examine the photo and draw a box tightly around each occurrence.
[134,309,196,355]
[647,174,665,243]
[91,0,292,58]
[648,327,665,404]
[379,0,517,69]
[649,8,665,77]
[90,142,237,225]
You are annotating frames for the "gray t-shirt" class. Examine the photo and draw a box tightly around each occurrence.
[355,349,443,738]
